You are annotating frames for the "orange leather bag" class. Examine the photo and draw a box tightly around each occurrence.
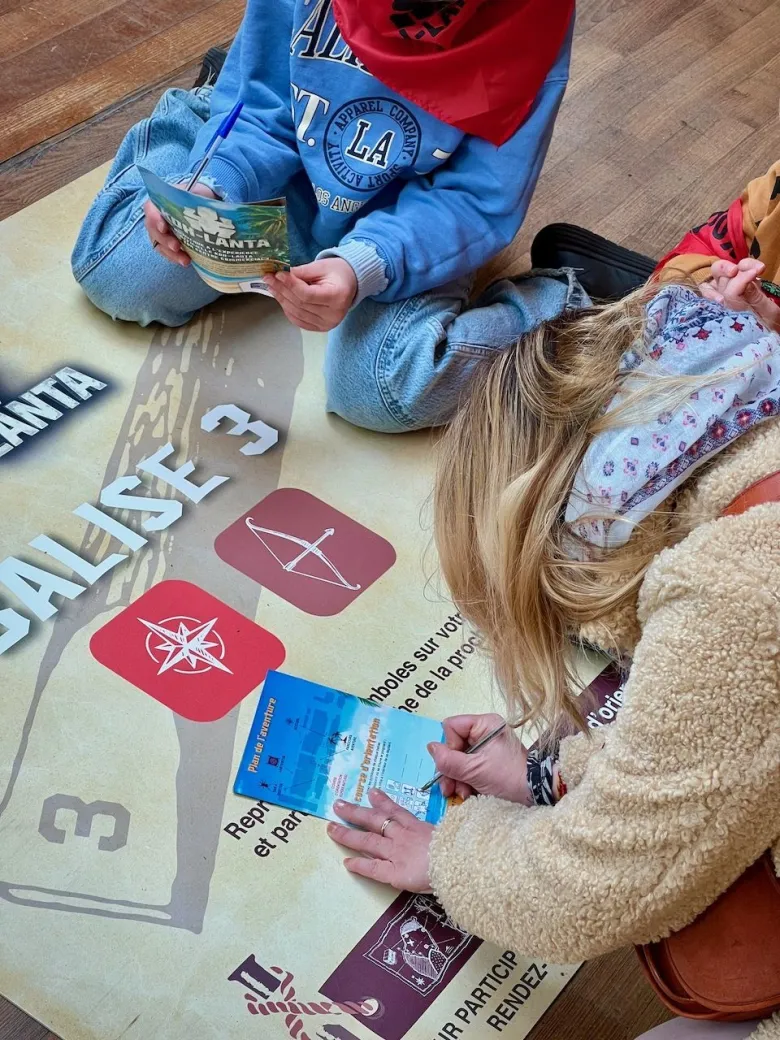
[635,472,780,1022]
[636,854,780,1020]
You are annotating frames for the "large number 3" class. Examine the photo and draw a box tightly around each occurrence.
[39,795,130,852]
[200,404,279,457]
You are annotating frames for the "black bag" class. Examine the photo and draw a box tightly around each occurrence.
[531,223,657,302]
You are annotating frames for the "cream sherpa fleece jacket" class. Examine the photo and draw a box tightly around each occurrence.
[429,420,780,1038]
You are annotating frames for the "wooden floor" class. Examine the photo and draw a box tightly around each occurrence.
[0,0,244,218]
[1,0,779,1037]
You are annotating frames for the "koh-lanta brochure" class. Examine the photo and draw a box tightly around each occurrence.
[235,671,448,825]
[139,168,290,296]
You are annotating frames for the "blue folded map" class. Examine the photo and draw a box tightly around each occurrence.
[234,671,447,824]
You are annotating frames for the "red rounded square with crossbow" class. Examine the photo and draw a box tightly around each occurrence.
[90,580,286,722]
[214,488,396,616]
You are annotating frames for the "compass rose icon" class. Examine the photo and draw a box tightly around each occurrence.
[91,581,286,722]
[138,615,233,676]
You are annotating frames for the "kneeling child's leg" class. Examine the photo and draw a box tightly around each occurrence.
[71,87,220,327]
[324,270,587,433]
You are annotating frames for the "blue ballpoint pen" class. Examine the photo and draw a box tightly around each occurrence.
[185,100,244,191]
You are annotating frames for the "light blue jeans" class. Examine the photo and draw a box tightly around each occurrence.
[72,87,588,433]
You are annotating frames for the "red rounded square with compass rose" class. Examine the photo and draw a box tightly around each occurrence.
[214,488,396,616]
[89,580,286,722]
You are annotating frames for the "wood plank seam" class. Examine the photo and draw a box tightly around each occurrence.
[0,0,243,162]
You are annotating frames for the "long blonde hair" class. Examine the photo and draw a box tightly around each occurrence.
[434,285,708,736]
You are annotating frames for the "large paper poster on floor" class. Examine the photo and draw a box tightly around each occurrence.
[0,170,612,1040]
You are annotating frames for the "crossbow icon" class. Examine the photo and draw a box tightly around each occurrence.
[245,518,361,591]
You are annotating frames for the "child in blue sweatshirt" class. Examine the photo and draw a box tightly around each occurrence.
[72,0,582,433]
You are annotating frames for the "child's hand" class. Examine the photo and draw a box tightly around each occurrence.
[264,259,358,331]
[700,258,780,330]
[143,182,217,267]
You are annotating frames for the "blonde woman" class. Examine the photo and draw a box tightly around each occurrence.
[328,266,780,1039]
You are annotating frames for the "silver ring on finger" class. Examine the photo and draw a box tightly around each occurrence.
[380,817,393,837]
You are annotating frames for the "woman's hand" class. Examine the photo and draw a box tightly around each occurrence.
[701,258,780,331]
[143,182,218,266]
[328,789,433,893]
[431,713,531,804]
[264,258,357,331]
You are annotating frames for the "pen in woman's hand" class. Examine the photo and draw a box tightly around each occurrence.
[419,721,508,793]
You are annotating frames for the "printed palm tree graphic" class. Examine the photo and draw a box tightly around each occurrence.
[242,208,288,254]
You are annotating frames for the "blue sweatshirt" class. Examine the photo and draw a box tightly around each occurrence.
[190,0,573,305]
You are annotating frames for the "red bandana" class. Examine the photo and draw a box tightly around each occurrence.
[332,0,575,147]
